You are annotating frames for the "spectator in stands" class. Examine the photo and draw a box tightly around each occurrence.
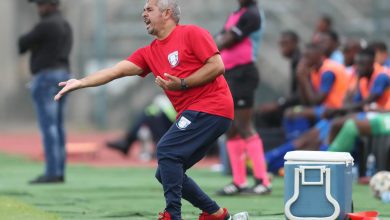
[312,14,333,44]
[368,41,390,68]
[256,30,302,128]
[318,30,344,64]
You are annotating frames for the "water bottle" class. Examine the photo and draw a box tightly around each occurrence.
[232,212,249,220]
[352,165,359,183]
[381,191,390,203]
[365,153,376,177]
[138,126,153,161]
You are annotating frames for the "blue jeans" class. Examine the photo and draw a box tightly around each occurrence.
[31,68,70,177]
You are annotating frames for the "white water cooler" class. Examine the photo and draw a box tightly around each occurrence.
[284,151,354,220]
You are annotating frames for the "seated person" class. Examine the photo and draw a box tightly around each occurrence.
[283,43,348,140]
[329,108,390,181]
[368,41,390,68]
[318,30,344,65]
[328,48,390,140]
[267,48,390,173]
[106,95,176,155]
[342,38,364,103]
[256,30,302,128]
[329,111,390,153]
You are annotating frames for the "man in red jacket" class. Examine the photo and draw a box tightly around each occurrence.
[54,0,234,220]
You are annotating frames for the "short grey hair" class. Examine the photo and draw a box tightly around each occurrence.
[156,0,181,23]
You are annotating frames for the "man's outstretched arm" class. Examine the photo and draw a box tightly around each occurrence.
[54,60,144,101]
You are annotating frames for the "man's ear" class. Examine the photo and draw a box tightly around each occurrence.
[163,8,172,20]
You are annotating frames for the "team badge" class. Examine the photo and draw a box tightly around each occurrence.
[176,115,191,130]
[168,51,179,67]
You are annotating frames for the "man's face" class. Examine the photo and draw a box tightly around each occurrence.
[375,51,389,65]
[142,0,165,36]
[303,47,321,67]
[316,19,329,32]
[343,46,354,67]
[343,43,360,67]
[355,54,374,78]
[37,3,51,17]
[279,35,296,58]
[319,34,333,56]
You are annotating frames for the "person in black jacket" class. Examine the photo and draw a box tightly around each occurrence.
[19,0,72,184]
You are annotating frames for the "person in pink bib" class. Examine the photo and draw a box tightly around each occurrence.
[215,0,271,196]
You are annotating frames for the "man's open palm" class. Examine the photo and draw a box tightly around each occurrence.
[54,79,82,101]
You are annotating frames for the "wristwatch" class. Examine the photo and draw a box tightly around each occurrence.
[180,78,189,90]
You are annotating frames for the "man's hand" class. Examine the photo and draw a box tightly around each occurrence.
[54,79,83,101]
[155,73,182,91]
[296,58,311,79]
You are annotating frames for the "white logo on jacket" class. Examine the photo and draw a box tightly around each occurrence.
[168,51,179,67]
[176,116,191,130]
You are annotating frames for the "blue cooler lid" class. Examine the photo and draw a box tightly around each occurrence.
[284,151,354,165]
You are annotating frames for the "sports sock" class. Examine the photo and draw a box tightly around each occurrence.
[245,134,270,186]
[226,137,247,186]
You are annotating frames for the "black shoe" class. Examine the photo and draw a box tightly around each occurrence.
[106,139,130,155]
[29,175,64,184]
[216,183,247,196]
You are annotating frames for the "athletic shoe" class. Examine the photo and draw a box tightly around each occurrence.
[199,208,232,220]
[240,180,271,195]
[158,211,171,220]
[106,139,130,155]
[216,183,247,196]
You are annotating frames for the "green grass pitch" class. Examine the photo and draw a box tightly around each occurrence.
[0,153,389,219]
